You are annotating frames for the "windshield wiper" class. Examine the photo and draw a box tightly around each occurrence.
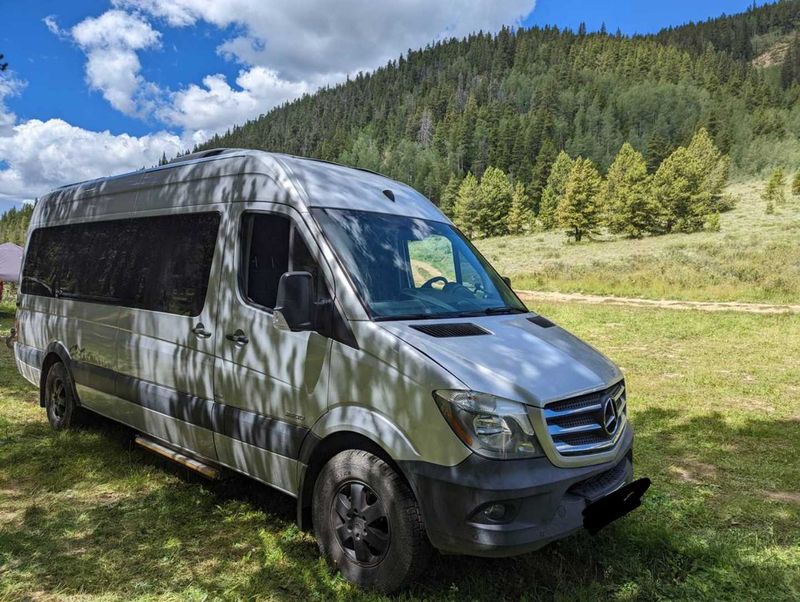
[374,312,461,322]
[456,306,527,317]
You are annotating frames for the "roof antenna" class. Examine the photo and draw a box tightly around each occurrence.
[382,189,395,202]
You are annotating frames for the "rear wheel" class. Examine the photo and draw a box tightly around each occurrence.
[312,450,430,593]
[44,362,82,430]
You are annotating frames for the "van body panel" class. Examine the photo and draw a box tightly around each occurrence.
[273,155,448,221]
[213,433,300,496]
[76,384,219,460]
[211,202,334,490]
[326,322,471,467]
[377,314,622,407]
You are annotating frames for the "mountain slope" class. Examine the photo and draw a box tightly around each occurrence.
[199,3,800,206]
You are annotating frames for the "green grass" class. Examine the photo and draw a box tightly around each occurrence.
[1,298,798,600]
[477,181,800,304]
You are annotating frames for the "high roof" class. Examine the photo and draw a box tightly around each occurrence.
[34,149,446,226]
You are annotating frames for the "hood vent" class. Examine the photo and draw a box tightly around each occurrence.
[409,323,490,338]
[528,315,555,328]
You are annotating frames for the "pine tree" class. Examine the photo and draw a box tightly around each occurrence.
[793,171,800,197]
[439,174,461,218]
[650,129,729,233]
[557,158,604,242]
[762,168,786,208]
[453,172,481,238]
[506,182,534,235]
[602,143,655,238]
[780,33,800,90]
[476,166,514,237]
[539,151,573,230]
[529,138,557,214]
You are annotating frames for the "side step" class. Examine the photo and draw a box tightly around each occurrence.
[134,435,221,480]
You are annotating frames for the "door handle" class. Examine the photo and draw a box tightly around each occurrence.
[192,323,212,338]
[226,329,249,345]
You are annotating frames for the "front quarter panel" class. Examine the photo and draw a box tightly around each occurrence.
[323,321,470,467]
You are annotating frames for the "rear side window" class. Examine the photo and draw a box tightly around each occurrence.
[22,213,220,316]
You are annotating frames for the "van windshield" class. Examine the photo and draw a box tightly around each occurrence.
[312,208,527,321]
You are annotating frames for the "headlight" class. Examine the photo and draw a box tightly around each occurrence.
[433,390,543,459]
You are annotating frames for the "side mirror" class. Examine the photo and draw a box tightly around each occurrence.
[273,271,314,332]
[502,276,512,288]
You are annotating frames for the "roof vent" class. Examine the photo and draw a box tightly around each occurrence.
[528,315,555,328]
[382,189,396,202]
[409,323,490,338]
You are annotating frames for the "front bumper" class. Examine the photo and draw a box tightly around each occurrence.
[400,427,634,557]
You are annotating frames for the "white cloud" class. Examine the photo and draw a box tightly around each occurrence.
[70,10,161,116]
[159,67,311,144]
[43,15,68,39]
[117,1,535,80]
[0,78,182,204]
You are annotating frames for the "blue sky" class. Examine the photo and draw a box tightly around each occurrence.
[0,0,766,212]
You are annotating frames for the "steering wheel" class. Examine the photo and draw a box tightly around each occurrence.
[420,276,448,289]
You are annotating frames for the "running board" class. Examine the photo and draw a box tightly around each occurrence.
[134,435,221,480]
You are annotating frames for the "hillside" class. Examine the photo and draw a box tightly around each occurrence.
[477,180,800,304]
[199,1,800,209]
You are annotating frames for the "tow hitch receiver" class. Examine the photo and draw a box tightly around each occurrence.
[583,477,651,535]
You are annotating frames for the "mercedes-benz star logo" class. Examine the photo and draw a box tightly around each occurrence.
[601,396,619,436]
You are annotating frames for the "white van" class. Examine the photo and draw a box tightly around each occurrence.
[13,149,648,592]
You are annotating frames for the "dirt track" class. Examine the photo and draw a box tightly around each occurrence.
[516,290,800,315]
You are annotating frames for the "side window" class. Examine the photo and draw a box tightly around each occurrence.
[21,213,221,316]
[407,235,456,289]
[240,212,328,310]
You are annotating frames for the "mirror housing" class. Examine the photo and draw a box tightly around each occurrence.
[273,271,314,332]
[502,276,512,288]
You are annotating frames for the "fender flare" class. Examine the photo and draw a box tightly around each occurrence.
[301,404,420,465]
[294,405,422,528]
[38,341,77,408]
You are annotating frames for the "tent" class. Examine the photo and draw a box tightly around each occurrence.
[0,242,23,283]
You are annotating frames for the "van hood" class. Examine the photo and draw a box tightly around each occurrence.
[377,313,622,408]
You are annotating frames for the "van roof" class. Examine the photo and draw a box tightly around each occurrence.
[36,149,447,225]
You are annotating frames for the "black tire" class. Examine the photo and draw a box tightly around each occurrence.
[44,362,83,430]
[312,450,431,593]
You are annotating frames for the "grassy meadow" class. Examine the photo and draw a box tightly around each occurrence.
[478,181,800,304]
[1,291,798,600]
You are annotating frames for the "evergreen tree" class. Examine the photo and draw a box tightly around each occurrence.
[762,168,787,208]
[476,166,514,237]
[651,129,729,233]
[439,174,461,218]
[780,33,800,90]
[529,137,558,214]
[793,171,800,197]
[602,143,655,238]
[539,151,573,230]
[453,172,481,238]
[506,182,534,235]
[557,158,604,242]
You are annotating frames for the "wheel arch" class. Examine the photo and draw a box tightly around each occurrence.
[38,342,76,408]
[296,406,422,530]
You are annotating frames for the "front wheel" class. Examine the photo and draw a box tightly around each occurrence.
[312,450,431,593]
[44,362,83,430]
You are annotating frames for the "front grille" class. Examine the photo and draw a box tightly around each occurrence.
[543,381,627,456]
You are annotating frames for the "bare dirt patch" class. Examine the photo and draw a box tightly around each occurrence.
[517,290,800,315]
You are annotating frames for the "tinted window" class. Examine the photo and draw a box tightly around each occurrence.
[22,213,220,316]
[240,213,329,310]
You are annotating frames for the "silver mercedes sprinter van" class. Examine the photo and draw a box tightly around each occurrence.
[13,149,647,592]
